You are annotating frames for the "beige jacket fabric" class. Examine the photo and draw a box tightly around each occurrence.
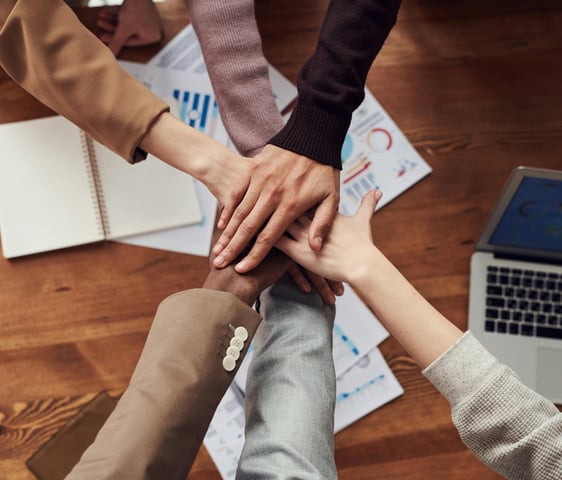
[66,289,262,480]
[0,0,169,163]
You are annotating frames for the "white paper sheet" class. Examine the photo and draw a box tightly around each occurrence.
[334,347,404,432]
[339,89,432,215]
[332,286,389,375]
[203,387,246,480]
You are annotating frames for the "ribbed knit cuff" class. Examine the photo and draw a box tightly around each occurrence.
[268,103,349,170]
[422,331,500,406]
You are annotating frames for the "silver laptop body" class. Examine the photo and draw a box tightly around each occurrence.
[468,166,562,403]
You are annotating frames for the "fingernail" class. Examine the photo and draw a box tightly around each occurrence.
[217,219,225,229]
[235,260,248,272]
[214,255,225,267]
[212,242,223,255]
[315,236,323,249]
[374,190,382,200]
[328,293,336,304]
[336,286,344,296]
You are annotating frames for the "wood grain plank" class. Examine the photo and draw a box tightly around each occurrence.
[1,0,561,478]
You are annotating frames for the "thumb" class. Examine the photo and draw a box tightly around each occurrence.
[309,195,338,251]
[356,190,382,223]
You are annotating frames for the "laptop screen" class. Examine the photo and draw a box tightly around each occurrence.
[490,176,562,253]
[476,167,562,261]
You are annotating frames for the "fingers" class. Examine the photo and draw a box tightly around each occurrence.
[275,234,296,258]
[308,194,339,251]
[287,264,342,305]
[287,263,312,293]
[285,219,307,241]
[328,279,345,297]
[212,194,272,267]
[295,214,312,228]
[216,177,249,232]
[232,208,294,273]
[306,271,337,304]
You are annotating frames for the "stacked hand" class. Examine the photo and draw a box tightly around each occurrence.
[203,231,291,307]
[212,145,341,274]
[277,189,383,284]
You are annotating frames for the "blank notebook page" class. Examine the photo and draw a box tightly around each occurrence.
[92,142,201,239]
[0,116,103,258]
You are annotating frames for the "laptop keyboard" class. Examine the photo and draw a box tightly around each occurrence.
[484,265,562,339]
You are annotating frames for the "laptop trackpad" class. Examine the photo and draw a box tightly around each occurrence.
[536,347,562,403]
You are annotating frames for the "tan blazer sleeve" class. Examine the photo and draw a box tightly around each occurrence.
[65,289,262,480]
[0,0,169,163]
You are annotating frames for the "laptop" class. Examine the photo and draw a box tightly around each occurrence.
[468,166,562,403]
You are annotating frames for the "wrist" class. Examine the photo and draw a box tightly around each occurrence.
[202,271,259,306]
[346,246,387,293]
[140,113,225,181]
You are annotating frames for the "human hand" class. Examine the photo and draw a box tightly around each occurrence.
[277,190,382,285]
[97,0,163,56]
[203,230,291,306]
[202,153,252,209]
[212,145,340,273]
[287,263,344,305]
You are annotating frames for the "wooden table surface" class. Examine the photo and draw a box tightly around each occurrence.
[1,0,562,478]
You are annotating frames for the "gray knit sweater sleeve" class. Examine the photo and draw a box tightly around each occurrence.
[423,331,562,479]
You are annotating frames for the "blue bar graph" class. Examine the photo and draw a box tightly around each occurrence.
[334,324,360,356]
[200,95,210,130]
[173,88,214,133]
[336,374,386,403]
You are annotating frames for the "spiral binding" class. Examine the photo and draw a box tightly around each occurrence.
[80,131,110,238]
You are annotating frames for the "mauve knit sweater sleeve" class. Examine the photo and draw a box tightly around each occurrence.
[184,0,284,157]
[423,332,562,479]
[186,0,400,167]
[269,0,401,169]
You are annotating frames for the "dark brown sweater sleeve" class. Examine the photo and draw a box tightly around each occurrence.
[269,0,401,169]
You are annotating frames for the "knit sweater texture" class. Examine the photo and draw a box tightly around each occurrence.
[423,332,562,479]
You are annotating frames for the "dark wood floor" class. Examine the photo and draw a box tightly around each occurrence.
[1,0,562,478]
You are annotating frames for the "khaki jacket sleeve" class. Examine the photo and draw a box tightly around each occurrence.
[65,289,262,480]
[0,0,168,163]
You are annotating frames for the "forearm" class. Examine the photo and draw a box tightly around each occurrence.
[0,0,168,162]
[350,247,462,369]
[238,275,337,479]
[424,332,562,479]
[67,289,262,480]
[184,0,283,156]
[269,0,401,169]
[140,112,243,194]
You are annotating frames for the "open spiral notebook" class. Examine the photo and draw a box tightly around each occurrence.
[0,115,201,258]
